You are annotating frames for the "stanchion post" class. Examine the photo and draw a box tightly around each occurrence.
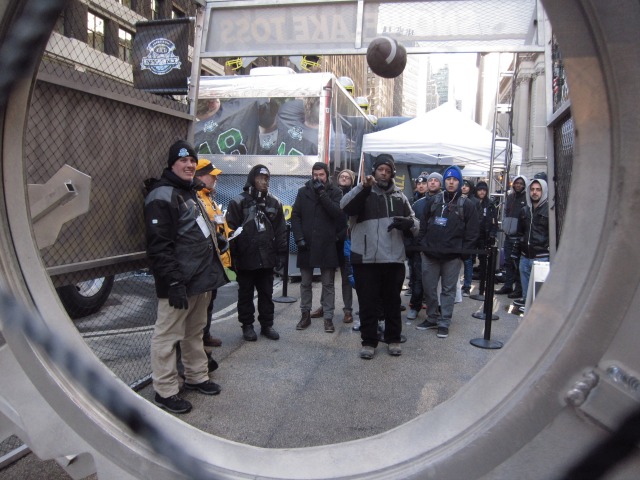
[273,223,297,303]
[471,243,503,349]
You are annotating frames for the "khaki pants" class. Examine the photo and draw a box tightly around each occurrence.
[151,292,211,397]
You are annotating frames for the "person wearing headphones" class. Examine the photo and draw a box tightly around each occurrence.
[340,154,419,359]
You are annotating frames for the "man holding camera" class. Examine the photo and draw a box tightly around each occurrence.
[292,162,345,333]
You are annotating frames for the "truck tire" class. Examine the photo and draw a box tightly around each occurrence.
[56,276,115,319]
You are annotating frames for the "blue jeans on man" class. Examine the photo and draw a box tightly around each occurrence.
[519,256,549,301]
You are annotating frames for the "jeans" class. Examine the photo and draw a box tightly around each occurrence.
[519,256,549,301]
[462,257,473,289]
[340,262,353,313]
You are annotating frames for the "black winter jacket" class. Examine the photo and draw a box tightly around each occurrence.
[144,168,228,298]
[291,180,344,268]
[518,201,549,259]
[225,166,287,271]
[476,196,498,248]
[419,190,480,260]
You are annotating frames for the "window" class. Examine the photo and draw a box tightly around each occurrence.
[87,12,105,52]
[118,0,132,8]
[171,7,185,19]
[118,28,133,64]
[151,0,162,20]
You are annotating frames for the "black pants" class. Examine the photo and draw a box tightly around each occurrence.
[503,236,522,291]
[352,263,405,347]
[408,252,424,309]
[203,289,218,338]
[236,268,275,327]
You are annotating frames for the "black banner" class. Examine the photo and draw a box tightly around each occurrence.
[132,18,191,94]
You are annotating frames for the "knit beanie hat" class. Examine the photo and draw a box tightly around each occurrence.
[476,181,489,191]
[372,154,396,176]
[338,169,356,184]
[442,165,463,184]
[427,172,443,184]
[168,140,197,168]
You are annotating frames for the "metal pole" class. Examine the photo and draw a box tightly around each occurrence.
[273,224,297,303]
[471,243,503,349]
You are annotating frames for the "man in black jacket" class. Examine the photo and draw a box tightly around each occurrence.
[513,178,550,310]
[416,165,479,339]
[496,175,528,297]
[225,164,287,342]
[291,162,345,332]
[474,181,498,296]
[144,140,228,414]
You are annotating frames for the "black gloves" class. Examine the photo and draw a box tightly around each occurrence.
[168,283,188,309]
[216,232,229,254]
[296,239,308,251]
[387,216,414,232]
[312,179,325,194]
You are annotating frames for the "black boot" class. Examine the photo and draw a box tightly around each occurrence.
[242,324,257,341]
[296,311,311,330]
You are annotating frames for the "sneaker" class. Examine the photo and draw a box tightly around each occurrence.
[352,319,361,331]
[508,290,523,299]
[437,327,449,338]
[260,326,280,340]
[184,380,221,396]
[513,298,525,307]
[360,346,375,359]
[203,336,222,348]
[324,319,335,333]
[495,286,513,295]
[406,309,418,320]
[388,343,402,356]
[518,306,525,313]
[242,325,257,341]
[154,393,192,414]
[462,287,470,297]
[415,319,438,330]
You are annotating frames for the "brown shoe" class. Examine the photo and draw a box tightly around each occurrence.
[203,336,222,348]
[324,319,335,333]
[343,312,353,323]
[296,311,311,330]
[310,307,323,318]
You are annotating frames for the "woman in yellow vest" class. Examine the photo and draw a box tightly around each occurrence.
[195,159,232,348]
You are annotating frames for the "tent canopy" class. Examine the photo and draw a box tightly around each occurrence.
[362,103,522,176]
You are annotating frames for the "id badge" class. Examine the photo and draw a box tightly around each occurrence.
[196,214,211,238]
[214,214,225,225]
[435,216,448,227]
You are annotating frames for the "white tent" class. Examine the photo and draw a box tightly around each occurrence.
[361,103,522,176]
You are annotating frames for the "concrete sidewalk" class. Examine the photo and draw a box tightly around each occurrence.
[1,275,523,477]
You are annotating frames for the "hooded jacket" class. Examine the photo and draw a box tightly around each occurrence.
[517,179,550,259]
[291,178,345,268]
[225,164,287,271]
[502,175,528,236]
[340,179,419,264]
[144,168,228,298]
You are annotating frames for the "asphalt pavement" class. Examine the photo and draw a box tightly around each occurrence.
[1,272,523,477]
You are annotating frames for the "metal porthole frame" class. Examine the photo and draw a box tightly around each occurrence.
[1,0,639,478]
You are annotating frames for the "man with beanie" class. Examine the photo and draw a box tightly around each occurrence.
[194,159,231,349]
[416,165,479,338]
[461,179,479,296]
[225,164,287,342]
[341,154,419,359]
[474,181,498,297]
[513,178,550,312]
[144,140,228,414]
[496,175,528,297]
[291,162,345,333]
[406,171,443,321]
